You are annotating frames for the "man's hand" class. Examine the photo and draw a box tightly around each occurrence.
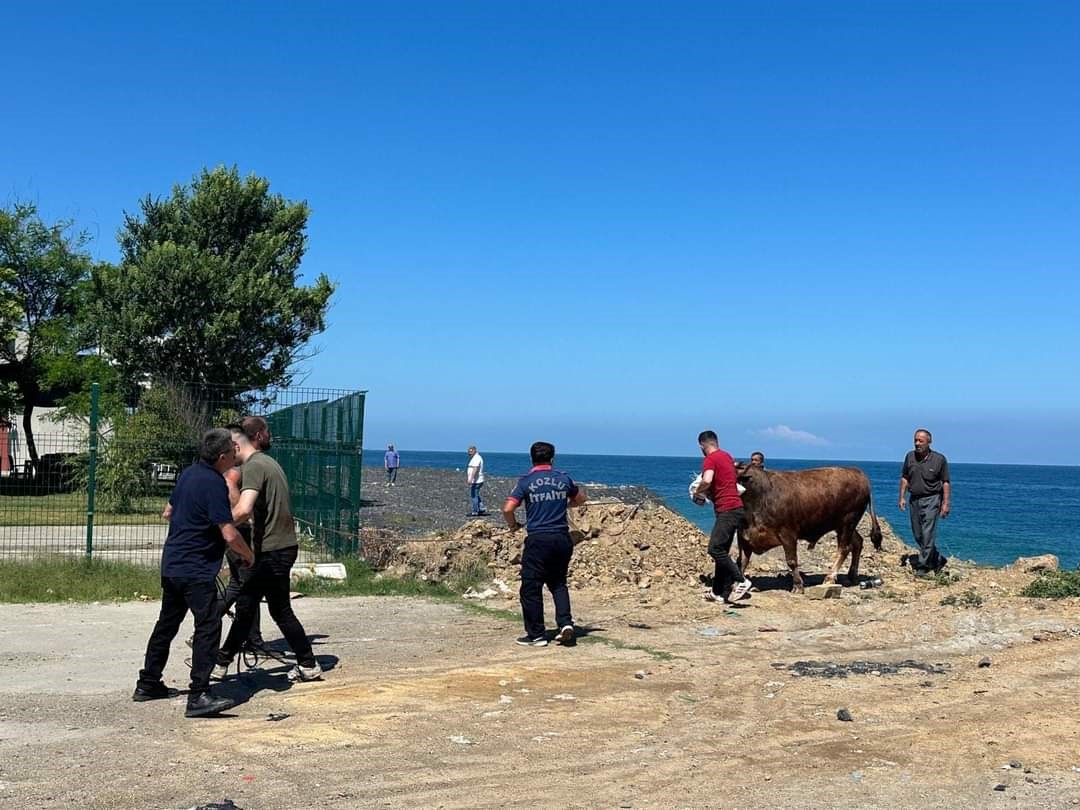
[898,498,906,512]
[161,503,173,520]
[941,502,951,518]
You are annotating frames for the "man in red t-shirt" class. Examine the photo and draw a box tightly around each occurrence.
[691,430,753,603]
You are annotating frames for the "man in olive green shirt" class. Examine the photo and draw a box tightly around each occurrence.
[215,416,324,682]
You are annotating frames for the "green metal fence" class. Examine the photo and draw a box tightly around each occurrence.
[0,382,366,566]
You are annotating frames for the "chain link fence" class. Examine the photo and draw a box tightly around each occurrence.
[0,383,366,566]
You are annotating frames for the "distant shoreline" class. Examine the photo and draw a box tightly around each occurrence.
[362,450,1077,469]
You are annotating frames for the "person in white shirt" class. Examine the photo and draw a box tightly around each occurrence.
[466,446,486,516]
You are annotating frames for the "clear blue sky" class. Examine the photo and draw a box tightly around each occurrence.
[6,2,1079,464]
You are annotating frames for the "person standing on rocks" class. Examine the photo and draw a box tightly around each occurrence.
[214,417,324,683]
[691,430,753,604]
[466,445,486,516]
[133,428,254,718]
[899,428,951,575]
[503,441,587,647]
[384,443,400,486]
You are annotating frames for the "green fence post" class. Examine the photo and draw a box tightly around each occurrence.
[85,382,100,559]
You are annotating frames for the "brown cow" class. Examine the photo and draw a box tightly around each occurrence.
[734,465,883,592]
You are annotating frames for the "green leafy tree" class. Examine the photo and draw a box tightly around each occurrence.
[91,166,335,401]
[0,202,97,470]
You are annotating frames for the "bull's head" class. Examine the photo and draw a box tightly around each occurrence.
[735,462,769,497]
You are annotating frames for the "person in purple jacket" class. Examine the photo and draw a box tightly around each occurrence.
[384,443,400,486]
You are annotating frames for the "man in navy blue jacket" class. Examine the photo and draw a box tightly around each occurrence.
[503,441,587,648]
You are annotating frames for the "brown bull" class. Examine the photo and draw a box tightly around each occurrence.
[735,465,883,592]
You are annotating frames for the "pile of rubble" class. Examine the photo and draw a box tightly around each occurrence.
[387,499,909,597]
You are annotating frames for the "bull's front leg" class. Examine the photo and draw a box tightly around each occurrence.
[736,533,752,576]
[781,533,804,593]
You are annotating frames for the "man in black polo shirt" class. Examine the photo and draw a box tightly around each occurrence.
[133,429,254,717]
[899,428,952,575]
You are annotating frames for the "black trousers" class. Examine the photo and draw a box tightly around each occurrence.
[138,576,221,694]
[519,531,574,639]
[222,544,262,645]
[219,546,316,668]
[708,508,746,597]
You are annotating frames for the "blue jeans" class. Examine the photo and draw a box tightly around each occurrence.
[470,482,485,514]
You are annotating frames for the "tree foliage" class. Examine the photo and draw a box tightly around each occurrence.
[0,202,97,466]
[91,166,335,398]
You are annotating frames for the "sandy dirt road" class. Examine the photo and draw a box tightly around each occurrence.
[2,565,1080,810]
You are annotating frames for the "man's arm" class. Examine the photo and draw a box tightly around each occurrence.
[693,469,715,500]
[161,503,173,520]
[569,487,587,507]
[898,477,908,511]
[941,482,951,518]
[502,497,522,530]
[467,460,477,484]
[233,489,258,524]
[224,468,242,508]
[220,522,254,566]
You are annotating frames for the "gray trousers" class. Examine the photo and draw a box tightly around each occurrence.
[909,494,945,571]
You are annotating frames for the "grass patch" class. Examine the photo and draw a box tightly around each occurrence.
[448,556,492,594]
[940,588,983,608]
[0,556,162,603]
[456,601,521,623]
[579,635,677,661]
[0,491,164,526]
[932,570,962,587]
[1021,570,1080,599]
[292,557,455,598]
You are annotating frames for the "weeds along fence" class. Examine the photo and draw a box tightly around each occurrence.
[0,383,366,566]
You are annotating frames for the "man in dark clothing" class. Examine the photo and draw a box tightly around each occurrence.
[692,430,753,604]
[503,441,587,648]
[133,429,254,718]
[215,417,323,683]
[220,462,263,647]
[899,428,952,575]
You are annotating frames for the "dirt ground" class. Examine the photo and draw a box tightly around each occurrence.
[3,533,1080,810]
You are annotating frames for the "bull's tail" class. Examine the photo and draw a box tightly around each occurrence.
[868,490,883,550]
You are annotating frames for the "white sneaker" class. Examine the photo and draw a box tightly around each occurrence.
[728,579,753,602]
[703,591,725,603]
[288,663,324,682]
[210,663,230,681]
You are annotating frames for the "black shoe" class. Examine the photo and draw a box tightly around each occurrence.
[554,625,575,645]
[184,692,235,718]
[516,635,548,647]
[132,682,179,702]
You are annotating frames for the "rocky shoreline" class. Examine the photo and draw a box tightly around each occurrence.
[358,463,661,535]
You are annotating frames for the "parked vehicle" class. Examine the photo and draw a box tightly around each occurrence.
[146,460,179,488]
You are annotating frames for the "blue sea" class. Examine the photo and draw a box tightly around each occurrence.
[365,450,1080,568]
